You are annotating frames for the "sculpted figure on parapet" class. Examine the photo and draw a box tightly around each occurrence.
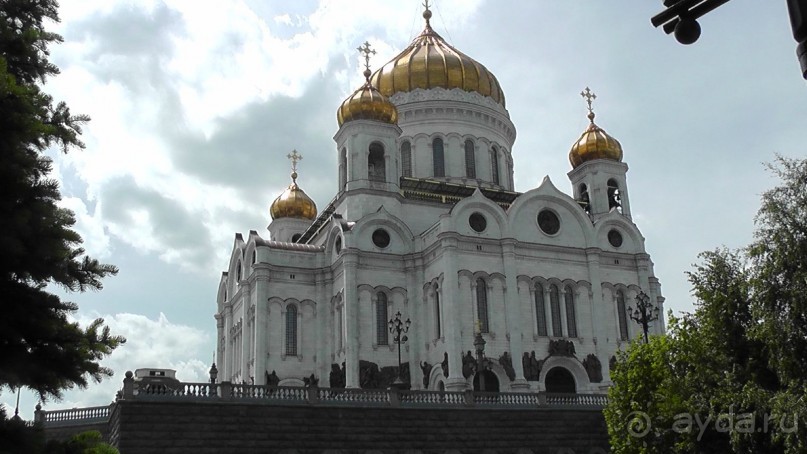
[420,361,432,387]
[462,351,476,379]
[499,352,515,381]
[265,370,280,387]
[522,351,543,381]
[329,363,346,388]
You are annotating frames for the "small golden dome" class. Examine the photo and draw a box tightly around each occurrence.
[569,87,623,168]
[336,79,399,127]
[270,177,317,221]
[369,7,505,106]
[270,170,317,221]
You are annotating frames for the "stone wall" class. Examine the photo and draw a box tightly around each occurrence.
[109,400,609,454]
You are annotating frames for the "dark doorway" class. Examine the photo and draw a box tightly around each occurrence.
[473,370,500,392]
[544,367,576,393]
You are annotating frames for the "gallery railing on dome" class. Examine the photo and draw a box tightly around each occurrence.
[35,373,608,428]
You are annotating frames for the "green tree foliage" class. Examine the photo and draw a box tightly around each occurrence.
[606,156,806,453]
[0,1,124,400]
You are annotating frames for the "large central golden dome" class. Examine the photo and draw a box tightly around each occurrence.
[369,8,505,107]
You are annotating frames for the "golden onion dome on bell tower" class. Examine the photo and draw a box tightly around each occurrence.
[269,150,318,221]
[569,87,623,169]
[369,2,505,106]
[337,41,399,127]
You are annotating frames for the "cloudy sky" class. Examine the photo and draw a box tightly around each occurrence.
[3,0,805,417]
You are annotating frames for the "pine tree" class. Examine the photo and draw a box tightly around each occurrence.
[0,0,124,400]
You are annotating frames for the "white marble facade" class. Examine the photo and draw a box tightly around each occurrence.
[214,19,664,394]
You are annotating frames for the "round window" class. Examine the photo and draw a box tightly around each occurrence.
[537,210,560,235]
[372,229,391,248]
[335,236,342,253]
[469,212,487,233]
[608,229,623,248]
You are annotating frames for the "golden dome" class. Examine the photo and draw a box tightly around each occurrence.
[270,171,317,221]
[369,8,505,106]
[337,77,399,127]
[569,88,623,168]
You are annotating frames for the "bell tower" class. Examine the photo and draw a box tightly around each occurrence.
[334,41,402,195]
[567,87,632,219]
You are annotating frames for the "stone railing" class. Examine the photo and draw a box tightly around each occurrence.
[38,373,608,428]
[119,371,607,410]
[35,404,113,427]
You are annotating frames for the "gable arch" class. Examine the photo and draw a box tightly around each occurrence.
[594,212,645,253]
[449,189,510,238]
[351,207,415,254]
[508,177,596,246]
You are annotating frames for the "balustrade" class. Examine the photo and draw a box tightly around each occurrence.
[39,378,608,428]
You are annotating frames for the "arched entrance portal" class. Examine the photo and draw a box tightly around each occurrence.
[544,367,576,393]
[473,370,500,392]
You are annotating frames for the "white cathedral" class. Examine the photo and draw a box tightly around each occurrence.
[214,6,664,394]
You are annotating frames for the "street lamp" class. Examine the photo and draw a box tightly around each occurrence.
[473,322,492,391]
[208,362,218,384]
[388,311,411,389]
[628,291,659,344]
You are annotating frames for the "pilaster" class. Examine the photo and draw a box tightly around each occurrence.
[501,240,528,390]
[343,253,360,388]
[440,237,465,391]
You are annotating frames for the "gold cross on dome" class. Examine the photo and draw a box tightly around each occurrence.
[580,87,597,118]
[357,41,376,73]
[287,149,302,172]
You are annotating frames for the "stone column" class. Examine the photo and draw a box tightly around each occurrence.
[343,253,360,388]
[502,240,528,389]
[239,281,251,383]
[559,286,568,338]
[544,286,553,337]
[223,304,233,380]
[316,273,330,384]
[404,258,421,388]
[585,248,610,383]
[441,238,465,391]
[253,276,268,384]
[215,313,224,373]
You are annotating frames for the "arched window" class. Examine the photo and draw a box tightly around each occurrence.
[564,286,578,338]
[549,284,562,337]
[252,250,256,264]
[617,290,629,341]
[534,283,547,336]
[475,278,489,333]
[434,283,442,338]
[490,147,499,185]
[368,143,385,182]
[285,305,298,356]
[464,139,476,178]
[376,292,388,345]
[401,141,412,177]
[607,179,622,212]
[339,147,347,189]
[236,262,242,281]
[433,138,445,177]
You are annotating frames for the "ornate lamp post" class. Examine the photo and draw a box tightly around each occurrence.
[473,322,492,391]
[208,362,218,384]
[628,291,659,344]
[388,311,411,389]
